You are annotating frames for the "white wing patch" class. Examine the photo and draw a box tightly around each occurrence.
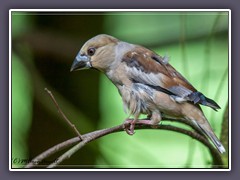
[125,63,195,103]
[170,96,187,103]
[126,65,164,87]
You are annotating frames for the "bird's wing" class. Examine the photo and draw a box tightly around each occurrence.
[121,45,220,110]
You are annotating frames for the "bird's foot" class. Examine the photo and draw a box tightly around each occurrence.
[123,119,136,135]
[123,119,158,135]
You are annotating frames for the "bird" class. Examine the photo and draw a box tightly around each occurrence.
[70,34,225,154]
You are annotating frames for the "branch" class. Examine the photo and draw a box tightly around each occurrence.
[220,102,229,167]
[24,89,223,168]
[44,88,82,140]
[25,120,223,168]
[24,136,80,168]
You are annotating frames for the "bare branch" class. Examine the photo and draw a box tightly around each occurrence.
[24,136,80,168]
[44,88,82,140]
[25,89,223,169]
[25,121,223,168]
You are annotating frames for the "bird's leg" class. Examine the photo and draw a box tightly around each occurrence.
[134,111,161,126]
[149,111,162,127]
[123,112,161,135]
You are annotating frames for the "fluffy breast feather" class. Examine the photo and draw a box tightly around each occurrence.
[117,83,155,117]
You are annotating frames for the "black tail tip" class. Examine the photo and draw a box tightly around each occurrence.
[205,97,221,110]
[188,92,221,110]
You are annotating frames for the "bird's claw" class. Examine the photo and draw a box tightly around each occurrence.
[123,119,136,135]
[125,128,135,135]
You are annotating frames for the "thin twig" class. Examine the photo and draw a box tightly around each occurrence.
[44,88,83,140]
[24,117,200,168]
[25,120,223,168]
[24,137,80,168]
[47,122,223,168]
[220,102,229,167]
[25,89,223,168]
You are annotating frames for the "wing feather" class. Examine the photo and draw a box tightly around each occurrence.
[122,46,196,94]
[121,46,220,110]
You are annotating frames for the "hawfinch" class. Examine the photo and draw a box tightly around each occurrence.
[70,34,225,153]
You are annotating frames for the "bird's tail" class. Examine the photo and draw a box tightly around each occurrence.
[193,120,226,154]
[188,92,221,111]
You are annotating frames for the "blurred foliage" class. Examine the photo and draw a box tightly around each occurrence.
[12,53,33,168]
[12,13,34,38]
[11,11,229,168]
[12,14,33,168]
[103,12,228,46]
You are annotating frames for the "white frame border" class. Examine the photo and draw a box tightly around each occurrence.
[9,9,231,171]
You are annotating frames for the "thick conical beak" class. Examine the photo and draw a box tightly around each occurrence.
[70,53,92,72]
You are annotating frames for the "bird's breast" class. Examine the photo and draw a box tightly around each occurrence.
[117,83,155,116]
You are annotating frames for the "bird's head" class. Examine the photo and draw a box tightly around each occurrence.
[70,34,119,73]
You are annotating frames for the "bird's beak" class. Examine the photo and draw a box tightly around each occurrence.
[70,53,92,72]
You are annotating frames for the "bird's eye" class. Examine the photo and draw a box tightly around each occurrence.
[87,48,96,56]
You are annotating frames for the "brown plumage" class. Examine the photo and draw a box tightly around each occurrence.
[122,47,196,91]
[70,34,225,153]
